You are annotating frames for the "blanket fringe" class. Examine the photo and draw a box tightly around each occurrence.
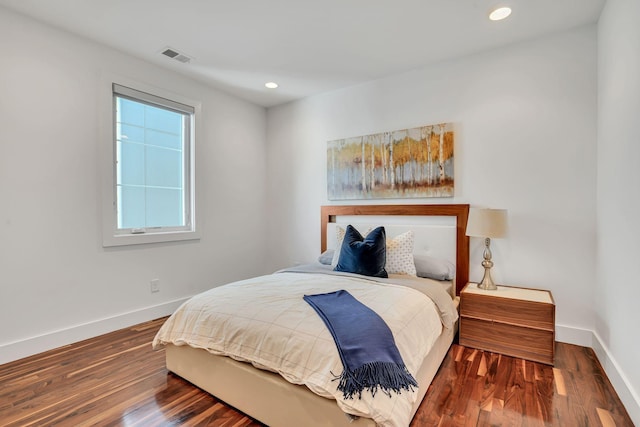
[334,361,418,399]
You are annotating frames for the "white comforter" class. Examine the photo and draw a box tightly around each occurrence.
[152,269,457,427]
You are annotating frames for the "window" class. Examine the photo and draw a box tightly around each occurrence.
[102,81,200,246]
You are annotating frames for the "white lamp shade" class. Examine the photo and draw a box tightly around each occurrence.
[466,208,508,238]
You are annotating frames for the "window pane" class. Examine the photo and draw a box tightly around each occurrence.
[119,186,145,229]
[119,123,145,144]
[118,98,144,126]
[146,188,184,227]
[145,145,183,188]
[145,128,182,149]
[119,141,145,186]
[115,90,189,231]
[145,106,182,133]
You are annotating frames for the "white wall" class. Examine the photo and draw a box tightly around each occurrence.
[0,7,268,363]
[267,26,598,341]
[597,0,640,423]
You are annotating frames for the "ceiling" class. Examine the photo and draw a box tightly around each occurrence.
[0,0,605,107]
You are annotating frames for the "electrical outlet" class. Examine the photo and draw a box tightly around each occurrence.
[150,279,160,293]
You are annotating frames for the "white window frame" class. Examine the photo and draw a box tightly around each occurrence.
[100,76,202,247]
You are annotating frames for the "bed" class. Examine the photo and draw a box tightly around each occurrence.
[153,204,470,426]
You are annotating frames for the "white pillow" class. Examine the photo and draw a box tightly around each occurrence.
[385,230,417,276]
[318,249,334,265]
[414,254,455,280]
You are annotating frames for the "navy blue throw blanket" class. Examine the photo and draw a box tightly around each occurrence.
[303,290,417,399]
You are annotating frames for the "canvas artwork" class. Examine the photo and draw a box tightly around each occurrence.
[327,122,454,200]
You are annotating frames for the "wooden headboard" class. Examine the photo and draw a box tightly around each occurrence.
[321,204,470,295]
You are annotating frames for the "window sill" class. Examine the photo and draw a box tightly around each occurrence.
[102,229,201,247]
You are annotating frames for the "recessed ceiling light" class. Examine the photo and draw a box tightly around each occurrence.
[265,82,278,89]
[489,6,512,21]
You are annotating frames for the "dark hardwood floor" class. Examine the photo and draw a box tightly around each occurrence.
[0,318,633,426]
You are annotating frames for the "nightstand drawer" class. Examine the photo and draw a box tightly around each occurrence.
[461,290,554,331]
[459,317,554,364]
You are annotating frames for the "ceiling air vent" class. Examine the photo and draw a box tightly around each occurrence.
[160,47,192,64]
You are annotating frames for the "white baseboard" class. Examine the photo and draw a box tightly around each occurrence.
[0,298,188,366]
[555,324,594,347]
[591,331,640,425]
[557,324,640,425]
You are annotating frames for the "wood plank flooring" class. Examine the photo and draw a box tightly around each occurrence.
[0,318,633,426]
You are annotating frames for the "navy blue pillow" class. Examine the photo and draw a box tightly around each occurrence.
[334,225,388,278]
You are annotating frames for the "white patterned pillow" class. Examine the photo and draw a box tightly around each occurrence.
[331,225,348,268]
[385,231,417,276]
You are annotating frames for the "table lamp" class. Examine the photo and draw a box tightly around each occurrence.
[465,208,508,290]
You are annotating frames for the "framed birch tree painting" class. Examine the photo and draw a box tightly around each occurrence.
[327,122,454,200]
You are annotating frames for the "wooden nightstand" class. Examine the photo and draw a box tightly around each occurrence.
[459,283,555,365]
